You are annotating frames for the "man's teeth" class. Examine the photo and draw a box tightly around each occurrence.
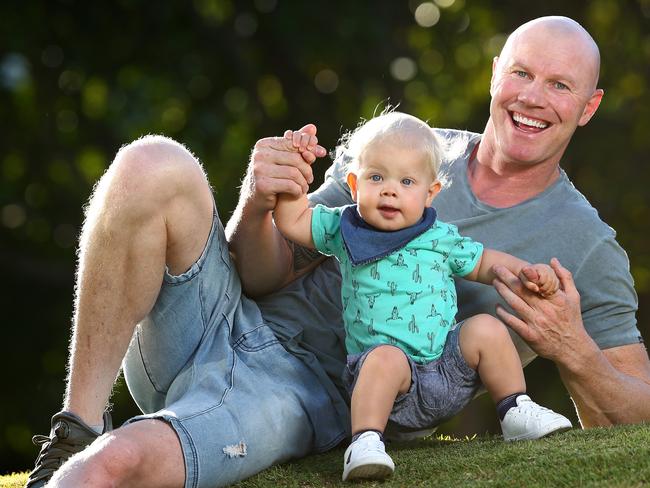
[513,113,548,129]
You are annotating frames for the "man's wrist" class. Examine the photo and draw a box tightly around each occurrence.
[554,333,602,376]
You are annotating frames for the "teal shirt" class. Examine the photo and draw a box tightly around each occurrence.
[312,204,484,363]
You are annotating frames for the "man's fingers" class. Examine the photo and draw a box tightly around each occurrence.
[252,149,313,191]
[255,173,305,198]
[551,258,578,297]
[256,135,301,153]
[495,304,533,342]
[264,163,312,193]
[492,273,535,320]
[493,265,526,294]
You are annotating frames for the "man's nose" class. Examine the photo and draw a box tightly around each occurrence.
[518,79,546,107]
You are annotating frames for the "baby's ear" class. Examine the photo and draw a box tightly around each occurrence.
[427,179,442,205]
[347,173,358,202]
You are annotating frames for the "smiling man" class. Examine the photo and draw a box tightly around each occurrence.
[427,16,650,428]
[27,15,650,488]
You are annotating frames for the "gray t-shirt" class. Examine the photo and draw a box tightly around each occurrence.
[258,128,641,410]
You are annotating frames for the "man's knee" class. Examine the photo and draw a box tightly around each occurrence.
[112,135,207,196]
[52,420,184,487]
[50,431,145,487]
[91,432,144,480]
[87,135,211,224]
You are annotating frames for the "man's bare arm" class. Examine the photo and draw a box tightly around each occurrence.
[225,124,326,298]
[492,258,650,426]
[557,341,650,426]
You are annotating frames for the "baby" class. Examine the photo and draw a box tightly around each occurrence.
[273,111,571,481]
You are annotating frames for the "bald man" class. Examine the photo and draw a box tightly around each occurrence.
[27,16,650,488]
[462,16,650,427]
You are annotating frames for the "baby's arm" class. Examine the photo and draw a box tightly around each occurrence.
[464,249,559,297]
[272,130,317,249]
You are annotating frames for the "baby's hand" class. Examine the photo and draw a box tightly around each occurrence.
[519,263,559,297]
[284,129,319,155]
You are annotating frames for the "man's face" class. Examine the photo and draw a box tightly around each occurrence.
[488,25,603,167]
[347,139,441,231]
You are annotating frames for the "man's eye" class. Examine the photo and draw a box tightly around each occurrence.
[370,175,382,182]
[554,81,568,90]
[402,178,413,186]
[515,70,528,78]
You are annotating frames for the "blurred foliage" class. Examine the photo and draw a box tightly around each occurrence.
[1,0,649,474]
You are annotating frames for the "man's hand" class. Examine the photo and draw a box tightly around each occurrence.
[519,263,560,297]
[493,257,589,362]
[244,123,326,214]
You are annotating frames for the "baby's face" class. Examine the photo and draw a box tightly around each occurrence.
[348,140,441,231]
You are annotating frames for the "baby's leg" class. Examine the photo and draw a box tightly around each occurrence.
[458,314,525,401]
[343,345,410,481]
[351,345,411,434]
[459,314,572,441]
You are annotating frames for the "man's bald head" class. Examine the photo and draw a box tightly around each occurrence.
[498,16,601,91]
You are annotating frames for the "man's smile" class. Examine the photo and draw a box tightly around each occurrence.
[511,111,550,132]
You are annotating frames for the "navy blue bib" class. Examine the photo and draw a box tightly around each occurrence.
[340,205,437,266]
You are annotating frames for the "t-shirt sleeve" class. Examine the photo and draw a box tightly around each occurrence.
[442,223,484,277]
[311,205,345,258]
[576,235,642,349]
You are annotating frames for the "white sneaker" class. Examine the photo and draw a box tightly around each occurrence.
[500,394,572,441]
[342,431,395,481]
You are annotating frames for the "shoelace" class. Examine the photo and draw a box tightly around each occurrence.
[28,432,88,484]
[516,401,554,419]
[357,438,386,454]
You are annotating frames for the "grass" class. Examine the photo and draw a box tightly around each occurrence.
[0,473,25,488]
[4,424,649,487]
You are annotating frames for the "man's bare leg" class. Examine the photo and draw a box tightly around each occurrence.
[48,420,185,487]
[63,135,213,425]
[29,135,213,486]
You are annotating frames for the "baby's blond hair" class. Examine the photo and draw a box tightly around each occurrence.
[334,109,443,178]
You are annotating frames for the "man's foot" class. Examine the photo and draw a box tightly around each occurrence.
[500,394,572,441]
[342,431,395,481]
[25,411,112,487]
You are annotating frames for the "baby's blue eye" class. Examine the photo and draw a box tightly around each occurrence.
[402,178,413,186]
[370,174,382,182]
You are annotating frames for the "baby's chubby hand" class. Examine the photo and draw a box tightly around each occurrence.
[519,263,560,297]
[284,128,321,155]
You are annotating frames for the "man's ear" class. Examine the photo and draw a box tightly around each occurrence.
[346,173,358,202]
[426,179,442,206]
[578,88,604,127]
[490,56,499,96]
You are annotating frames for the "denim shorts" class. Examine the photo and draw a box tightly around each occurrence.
[122,208,347,488]
[343,323,480,438]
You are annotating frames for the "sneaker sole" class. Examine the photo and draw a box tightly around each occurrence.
[344,462,394,481]
[505,422,572,442]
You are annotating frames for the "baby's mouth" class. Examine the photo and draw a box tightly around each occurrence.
[378,206,400,217]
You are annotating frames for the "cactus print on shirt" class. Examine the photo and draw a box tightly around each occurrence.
[312,204,483,363]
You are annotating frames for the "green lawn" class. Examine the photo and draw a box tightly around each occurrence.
[4,424,649,487]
